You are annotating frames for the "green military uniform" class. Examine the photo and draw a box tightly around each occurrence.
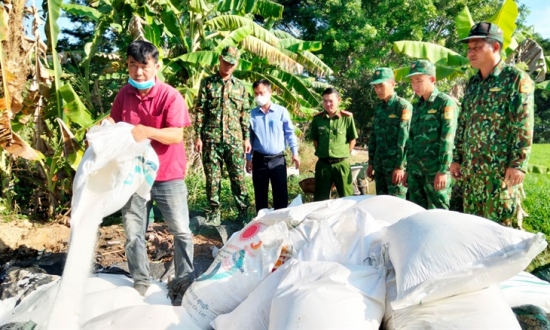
[194,47,251,223]
[406,60,458,209]
[454,24,534,227]
[369,68,412,198]
[310,109,358,201]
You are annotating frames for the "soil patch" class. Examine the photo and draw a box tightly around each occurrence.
[0,220,223,271]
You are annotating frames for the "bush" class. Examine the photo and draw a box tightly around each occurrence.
[184,166,316,222]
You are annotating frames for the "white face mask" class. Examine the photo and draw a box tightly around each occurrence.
[255,95,271,107]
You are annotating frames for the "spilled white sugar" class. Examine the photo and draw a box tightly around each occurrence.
[0,274,172,326]
[0,122,164,329]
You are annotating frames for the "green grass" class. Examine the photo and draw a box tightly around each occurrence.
[529,144,550,167]
[523,173,550,270]
[524,144,550,271]
[185,171,313,222]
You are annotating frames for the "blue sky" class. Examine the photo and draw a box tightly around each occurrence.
[521,0,550,38]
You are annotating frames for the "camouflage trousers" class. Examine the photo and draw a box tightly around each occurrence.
[462,174,525,228]
[202,140,250,220]
[373,168,407,198]
[408,171,451,209]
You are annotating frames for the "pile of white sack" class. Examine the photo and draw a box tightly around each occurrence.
[2,195,547,329]
[0,122,548,329]
[83,194,548,329]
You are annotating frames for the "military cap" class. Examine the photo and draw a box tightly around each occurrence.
[370,68,395,85]
[460,22,504,44]
[221,46,239,64]
[406,60,436,78]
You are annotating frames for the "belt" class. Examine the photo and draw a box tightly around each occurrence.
[320,157,346,164]
[254,151,284,160]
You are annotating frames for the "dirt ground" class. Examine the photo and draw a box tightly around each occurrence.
[0,220,223,268]
[0,149,371,269]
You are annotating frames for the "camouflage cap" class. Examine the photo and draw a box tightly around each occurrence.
[406,60,436,78]
[460,22,504,44]
[370,68,394,85]
[221,46,239,64]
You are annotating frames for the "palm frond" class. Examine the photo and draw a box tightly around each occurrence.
[290,50,333,77]
[206,15,279,46]
[215,25,253,52]
[241,35,303,73]
[269,69,322,107]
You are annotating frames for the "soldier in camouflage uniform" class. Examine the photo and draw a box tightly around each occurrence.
[310,88,358,201]
[194,46,251,225]
[405,60,458,209]
[451,22,534,227]
[367,68,412,198]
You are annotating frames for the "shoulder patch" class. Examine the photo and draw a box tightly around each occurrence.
[520,79,533,94]
[401,109,411,121]
[443,106,454,120]
[340,110,353,117]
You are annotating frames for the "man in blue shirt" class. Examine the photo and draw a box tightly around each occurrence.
[246,79,300,213]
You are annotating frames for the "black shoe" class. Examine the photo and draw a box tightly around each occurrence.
[167,276,194,306]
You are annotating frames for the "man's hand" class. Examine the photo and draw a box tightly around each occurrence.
[505,168,525,187]
[195,138,203,153]
[433,172,448,191]
[243,139,251,154]
[246,160,253,173]
[366,165,374,180]
[392,169,405,185]
[292,154,301,169]
[131,124,149,142]
[403,172,409,188]
[450,162,462,180]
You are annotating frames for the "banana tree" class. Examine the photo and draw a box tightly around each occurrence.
[0,1,41,161]
[391,0,547,91]
[62,0,332,118]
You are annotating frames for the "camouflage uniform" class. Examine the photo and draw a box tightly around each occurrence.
[407,86,458,209]
[454,60,534,225]
[195,73,251,222]
[369,92,412,198]
[310,110,358,201]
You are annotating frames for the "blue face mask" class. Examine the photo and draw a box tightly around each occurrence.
[128,77,155,90]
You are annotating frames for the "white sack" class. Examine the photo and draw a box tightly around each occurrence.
[212,208,386,330]
[47,122,159,329]
[329,207,384,265]
[181,221,289,329]
[268,260,386,330]
[382,209,547,309]
[212,214,360,330]
[286,205,384,265]
[393,286,521,330]
[353,195,425,225]
[500,271,550,312]
[72,121,159,221]
[342,195,375,202]
[211,259,299,330]
[256,199,357,227]
[382,264,397,330]
[82,305,199,330]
